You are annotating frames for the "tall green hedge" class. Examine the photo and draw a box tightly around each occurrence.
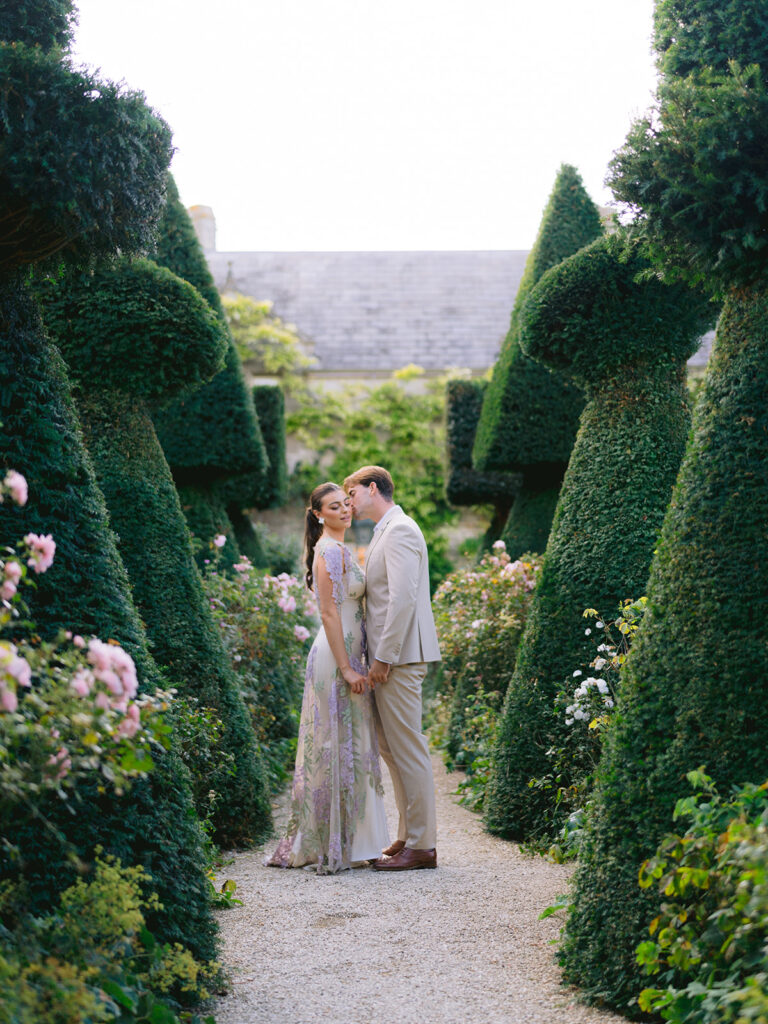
[0,0,75,48]
[562,3,768,1008]
[561,287,767,1010]
[40,259,272,846]
[152,177,270,544]
[252,384,288,510]
[609,0,768,293]
[472,165,601,556]
[445,378,520,509]
[0,4,216,959]
[484,235,713,842]
[177,483,242,573]
[0,41,171,271]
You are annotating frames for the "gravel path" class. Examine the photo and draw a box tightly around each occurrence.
[212,756,626,1024]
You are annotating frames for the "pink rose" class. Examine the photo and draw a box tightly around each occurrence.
[294,625,310,642]
[118,704,141,738]
[70,669,93,697]
[0,685,17,712]
[213,534,227,548]
[73,635,85,649]
[4,560,22,584]
[118,715,140,738]
[278,595,297,613]
[0,580,16,601]
[8,655,31,687]
[23,533,56,574]
[4,470,28,507]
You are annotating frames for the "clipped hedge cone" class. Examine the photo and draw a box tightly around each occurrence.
[152,176,270,548]
[40,258,273,846]
[0,273,218,961]
[473,165,602,554]
[560,285,768,1010]
[484,235,714,841]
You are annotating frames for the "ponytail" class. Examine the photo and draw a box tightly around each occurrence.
[304,482,343,590]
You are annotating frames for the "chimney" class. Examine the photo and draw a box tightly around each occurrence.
[188,205,216,252]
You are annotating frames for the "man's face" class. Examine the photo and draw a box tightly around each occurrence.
[347,482,374,519]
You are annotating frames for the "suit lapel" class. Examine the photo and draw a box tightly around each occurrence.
[364,511,399,573]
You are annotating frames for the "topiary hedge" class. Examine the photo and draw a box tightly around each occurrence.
[0,277,217,961]
[40,257,272,846]
[484,234,714,842]
[609,0,768,294]
[561,3,768,1010]
[445,378,520,509]
[0,2,216,959]
[0,41,172,271]
[152,176,270,540]
[560,285,768,1012]
[252,384,288,510]
[0,0,75,48]
[472,165,601,555]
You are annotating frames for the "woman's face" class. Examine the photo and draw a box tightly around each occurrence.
[318,488,352,532]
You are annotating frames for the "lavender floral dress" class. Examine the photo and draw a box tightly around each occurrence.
[268,537,389,872]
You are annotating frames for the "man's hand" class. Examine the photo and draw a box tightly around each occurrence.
[367,659,391,689]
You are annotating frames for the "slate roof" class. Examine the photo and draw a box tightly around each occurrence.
[204,250,713,373]
[205,250,528,372]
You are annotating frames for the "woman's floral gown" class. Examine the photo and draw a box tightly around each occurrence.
[267,537,389,872]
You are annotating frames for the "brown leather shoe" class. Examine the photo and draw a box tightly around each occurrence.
[381,839,406,857]
[373,847,437,871]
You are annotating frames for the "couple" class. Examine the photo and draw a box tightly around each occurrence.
[268,465,440,873]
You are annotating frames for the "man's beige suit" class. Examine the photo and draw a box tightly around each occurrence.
[365,506,440,850]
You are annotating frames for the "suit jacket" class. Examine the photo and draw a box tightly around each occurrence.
[364,506,441,666]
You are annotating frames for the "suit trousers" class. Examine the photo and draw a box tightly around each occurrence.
[373,662,437,850]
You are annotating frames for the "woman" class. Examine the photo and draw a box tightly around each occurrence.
[267,482,389,871]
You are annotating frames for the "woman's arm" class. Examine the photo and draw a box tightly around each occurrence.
[315,550,366,694]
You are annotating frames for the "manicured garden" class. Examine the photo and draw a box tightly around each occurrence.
[3,0,768,1021]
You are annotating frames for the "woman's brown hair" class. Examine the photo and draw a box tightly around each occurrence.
[304,482,344,590]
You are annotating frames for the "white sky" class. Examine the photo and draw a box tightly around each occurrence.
[72,0,658,252]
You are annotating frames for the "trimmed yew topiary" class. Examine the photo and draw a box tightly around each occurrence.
[472,165,602,555]
[445,379,520,540]
[0,1,216,959]
[152,176,270,546]
[562,2,768,1008]
[40,257,273,846]
[252,384,288,510]
[484,234,714,842]
[0,41,171,272]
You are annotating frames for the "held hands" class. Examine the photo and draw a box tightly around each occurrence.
[341,664,367,694]
[367,659,390,690]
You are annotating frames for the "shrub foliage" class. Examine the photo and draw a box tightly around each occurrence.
[484,235,713,842]
[445,378,520,508]
[560,285,768,1010]
[152,176,269,531]
[609,0,768,291]
[472,164,601,555]
[40,258,272,846]
[561,3,768,1010]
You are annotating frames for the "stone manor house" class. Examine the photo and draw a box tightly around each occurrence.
[192,207,713,384]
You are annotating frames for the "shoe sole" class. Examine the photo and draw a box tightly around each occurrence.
[372,862,437,871]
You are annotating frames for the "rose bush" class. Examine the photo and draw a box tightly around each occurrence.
[203,555,317,789]
[0,473,169,840]
[429,542,541,809]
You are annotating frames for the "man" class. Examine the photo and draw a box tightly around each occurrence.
[344,465,440,870]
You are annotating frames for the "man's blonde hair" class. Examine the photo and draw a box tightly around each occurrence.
[343,465,395,500]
